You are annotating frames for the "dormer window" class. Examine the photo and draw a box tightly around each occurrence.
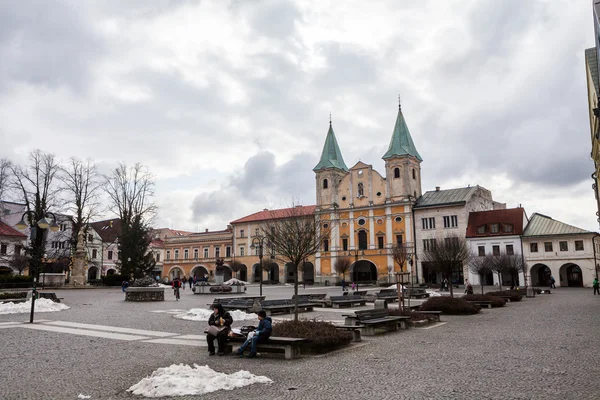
[477,225,486,234]
[490,223,499,233]
[323,179,328,189]
[503,224,513,233]
[394,168,400,178]
[357,182,364,197]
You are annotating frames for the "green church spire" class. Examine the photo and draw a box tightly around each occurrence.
[382,101,423,161]
[313,119,348,172]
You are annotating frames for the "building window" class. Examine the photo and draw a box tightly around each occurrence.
[506,245,514,255]
[358,230,368,250]
[0,244,6,255]
[412,169,416,179]
[92,249,97,259]
[166,251,171,261]
[87,234,93,242]
[443,215,458,228]
[108,250,113,260]
[490,224,499,234]
[503,224,513,233]
[477,225,486,234]
[478,246,485,257]
[255,228,259,236]
[492,245,500,256]
[357,218,366,226]
[544,242,553,252]
[357,182,364,197]
[559,241,568,251]
[184,249,189,259]
[394,168,400,178]
[323,239,329,252]
[226,246,231,257]
[445,237,459,247]
[323,179,328,189]
[240,230,245,238]
[342,238,348,251]
[377,236,384,249]
[60,223,67,231]
[530,243,538,253]
[204,248,209,258]
[395,216,402,223]
[215,247,220,258]
[239,246,245,257]
[396,235,403,246]
[575,240,584,251]
[194,249,199,259]
[14,245,21,255]
[156,252,160,262]
[421,217,435,230]
[174,249,179,260]
[423,239,436,251]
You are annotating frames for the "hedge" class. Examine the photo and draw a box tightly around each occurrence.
[462,294,507,307]
[101,274,126,287]
[387,308,438,322]
[420,296,481,315]
[0,275,34,288]
[486,290,523,302]
[272,320,352,353]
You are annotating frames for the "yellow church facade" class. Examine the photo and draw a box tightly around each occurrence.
[314,103,422,283]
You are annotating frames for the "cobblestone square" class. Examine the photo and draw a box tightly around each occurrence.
[1,286,599,400]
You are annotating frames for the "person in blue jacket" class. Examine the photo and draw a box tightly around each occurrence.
[237,310,272,358]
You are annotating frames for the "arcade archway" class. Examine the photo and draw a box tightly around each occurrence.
[350,260,378,283]
[560,263,583,287]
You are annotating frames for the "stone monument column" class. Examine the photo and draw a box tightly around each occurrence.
[70,228,87,286]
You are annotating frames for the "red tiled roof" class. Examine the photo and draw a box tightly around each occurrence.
[466,208,526,238]
[231,205,317,224]
[90,218,122,242]
[0,221,27,238]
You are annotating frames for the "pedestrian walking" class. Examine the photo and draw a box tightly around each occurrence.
[172,277,182,300]
[193,275,197,286]
[593,277,599,295]
[550,276,556,289]
[188,276,193,289]
[464,279,470,294]
[341,279,346,292]
[351,282,357,291]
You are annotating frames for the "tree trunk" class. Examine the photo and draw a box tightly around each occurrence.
[497,272,503,291]
[294,264,299,322]
[448,274,454,297]
[480,273,485,295]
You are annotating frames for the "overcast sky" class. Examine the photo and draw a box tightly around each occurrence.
[0,0,598,232]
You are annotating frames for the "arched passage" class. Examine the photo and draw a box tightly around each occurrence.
[560,263,583,287]
[215,265,232,283]
[530,263,551,286]
[252,263,262,283]
[87,266,99,281]
[302,262,315,284]
[169,266,184,280]
[350,260,377,283]
[285,263,296,283]
[265,262,279,283]
[106,269,116,276]
[191,265,209,281]
[238,264,248,282]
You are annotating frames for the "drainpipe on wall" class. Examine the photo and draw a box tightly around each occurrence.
[593,234,600,280]
[411,204,418,284]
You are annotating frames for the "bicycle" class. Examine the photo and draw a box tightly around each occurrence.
[174,287,180,301]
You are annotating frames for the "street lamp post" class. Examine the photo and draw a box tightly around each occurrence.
[250,236,266,297]
[15,210,60,323]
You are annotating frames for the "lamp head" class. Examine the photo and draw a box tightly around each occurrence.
[37,217,50,230]
[15,219,28,230]
[49,220,60,232]
[250,243,256,250]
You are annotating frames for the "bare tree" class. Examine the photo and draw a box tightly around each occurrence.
[391,243,412,272]
[468,253,494,295]
[0,158,11,214]
[422,235,471,297]
[229,259,243,280]
[334,257,351,281]
[259,205,331,321]
[61,157,102,251]
[104,163,156,278]
[10,150,62,279]
[505,254,526,289]
[8,252,29,275]
[489,253,509,291]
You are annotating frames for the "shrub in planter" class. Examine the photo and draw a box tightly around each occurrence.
[387,308,437,322]
[0,291,28,300]
[419,297,481,315]
[462,294,506,307]
[0,275,34,288]
[272,320,352,354]
[486,290,523,302]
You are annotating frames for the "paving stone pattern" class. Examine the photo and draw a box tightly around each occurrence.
[0,286,599,399]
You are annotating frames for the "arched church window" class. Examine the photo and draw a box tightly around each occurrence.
[412,169,416,179]
[394,168,400,179]
[357,182,364,197]
[323,179,328,189]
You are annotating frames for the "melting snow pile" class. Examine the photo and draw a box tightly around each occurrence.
[0,298,69,314]
[223,278,249,286]
[174,308,257,322]
[127,364,272,397]
[426,289,442,297]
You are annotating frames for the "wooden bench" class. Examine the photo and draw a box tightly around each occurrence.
[209,296,264,305]
[497,296,513,302]
[333,325,363,342]
[292,293,328,307]
[353,290,368,297]
[466,300,492,309]
[223,299,258,312]
[330,295,367,308]
[227,335,308,359]
[405,288,430,299]
[415,310,442,322]
[343,309,408,335]
[375,290,398,302]
[261,299,317,316]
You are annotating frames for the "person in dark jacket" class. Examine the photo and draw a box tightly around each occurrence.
[206,304,233,356]
[236,310,272,358]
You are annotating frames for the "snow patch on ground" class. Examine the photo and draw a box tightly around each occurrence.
[77,394,91,399]
[0,298,69,314]
[127,364,272,397]
[173,308,257,322]
[425,289,442,297]
[223,278,249,286]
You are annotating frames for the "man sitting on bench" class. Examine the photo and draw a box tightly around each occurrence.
[236,310,272,358]
[206,304,233,356]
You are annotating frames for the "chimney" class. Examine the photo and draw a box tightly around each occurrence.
[263,208,268,211]
[109,220,113,227]
[435,186,440,191]
[205,228,208,233]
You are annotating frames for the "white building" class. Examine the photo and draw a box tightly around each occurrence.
[466,207,528,287]
[523,213,598,288]
[0,221,28,274]
[413,186,505,284]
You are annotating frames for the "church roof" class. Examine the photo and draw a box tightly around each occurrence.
[231,205,316,224]
[313,123,348,172]
[382,105,422,161]
[414,186,479,209]
[586,48,599,94]
[523,213,592,237]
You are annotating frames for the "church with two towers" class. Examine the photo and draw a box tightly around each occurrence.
[313,103,423,282]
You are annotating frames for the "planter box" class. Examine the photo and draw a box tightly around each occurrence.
[125,287,165,302]
[39,273,66,287]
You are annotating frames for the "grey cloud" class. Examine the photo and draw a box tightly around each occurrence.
[313,42,379,88]
[241,0,302,39]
